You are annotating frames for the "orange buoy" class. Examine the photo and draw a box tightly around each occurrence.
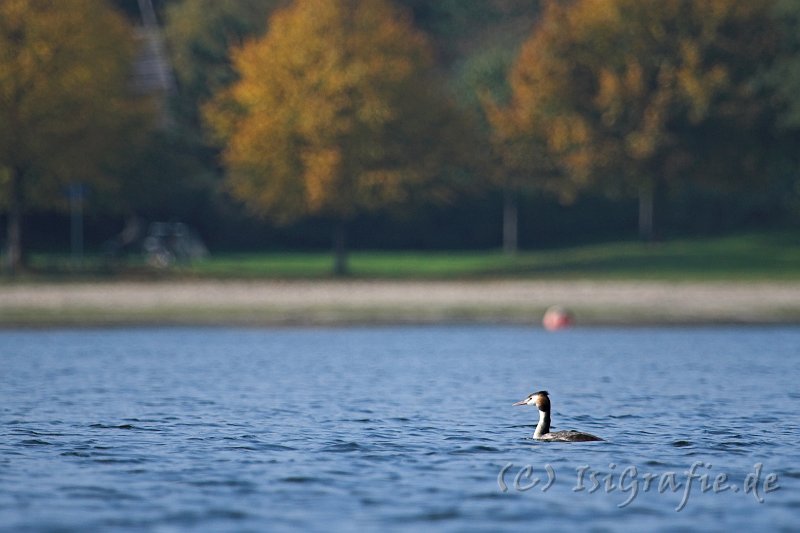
[542,306,573,331]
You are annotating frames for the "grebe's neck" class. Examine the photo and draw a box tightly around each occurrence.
[534,408,551,438]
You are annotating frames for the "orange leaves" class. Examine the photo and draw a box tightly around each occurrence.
[0,0,148,200]
[205,0,449,223]
[302,148,342,212]
[493,0,779,200]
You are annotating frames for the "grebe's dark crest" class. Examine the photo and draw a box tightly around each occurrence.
[513,390,603,442]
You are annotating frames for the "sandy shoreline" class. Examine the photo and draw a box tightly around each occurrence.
[2,279,799,327]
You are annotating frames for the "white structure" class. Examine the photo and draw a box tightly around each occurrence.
[133,0,175,124]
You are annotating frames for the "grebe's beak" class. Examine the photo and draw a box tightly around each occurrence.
[513,398,528,406]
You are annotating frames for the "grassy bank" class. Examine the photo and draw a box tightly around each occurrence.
[189,233,800,280]
[11,231,800,281]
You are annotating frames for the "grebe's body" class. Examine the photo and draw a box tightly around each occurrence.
[513,391,603,442]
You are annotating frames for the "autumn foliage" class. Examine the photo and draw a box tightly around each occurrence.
[490,0,780,239]
[205,0,474,273]
[206,0,459,220]
[0,0,150,271]
[4,0,800,269]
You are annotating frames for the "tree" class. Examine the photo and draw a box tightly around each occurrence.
[205,0,465,274]
[0,0,150,273]
[397,1,540,59]
[498,0,780,240]
[484,92,561,254]
[767,0,800,129]
[454,38,528,256]
[404,0,541,254]
[762,0,800,221]
[165,0,280,141]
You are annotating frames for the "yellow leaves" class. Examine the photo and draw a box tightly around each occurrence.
[202,87,242,144]
[549,116,588,155]
[302,148,342,212]
[674,39,731,123]
[0,0,145,189]
[596,68,624,126]
[206,0,443,223]
[494,0,778,200]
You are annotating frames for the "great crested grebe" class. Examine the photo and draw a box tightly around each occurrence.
[513,390,603,442]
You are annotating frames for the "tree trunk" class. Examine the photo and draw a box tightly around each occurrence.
[332,220,348,276]
[5,167,23,275]
[502,188,518,256]
[638,183,654,242]
[70,183,84,267]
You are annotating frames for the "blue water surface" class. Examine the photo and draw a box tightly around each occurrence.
[1,326,798,532]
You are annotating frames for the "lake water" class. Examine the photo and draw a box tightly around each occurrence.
[1,326,798,532]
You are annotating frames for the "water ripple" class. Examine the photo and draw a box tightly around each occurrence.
[1,326,798,532]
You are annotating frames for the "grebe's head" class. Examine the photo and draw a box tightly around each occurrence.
[513,390,550,411]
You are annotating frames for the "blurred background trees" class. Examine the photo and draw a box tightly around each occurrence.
[0,0,154,273]
[489,0,782,241]
[164,0,279,146]
[204,0,471,274]
[2,0,800,273]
